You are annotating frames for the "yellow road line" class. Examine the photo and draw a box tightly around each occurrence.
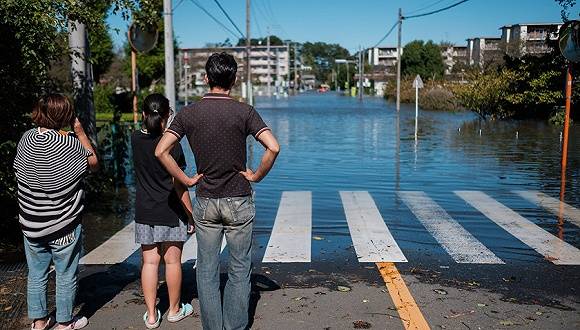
[376,262,430,330]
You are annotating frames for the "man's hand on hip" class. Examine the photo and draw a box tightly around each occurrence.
[186,173,204,187]
[240,168,258,182]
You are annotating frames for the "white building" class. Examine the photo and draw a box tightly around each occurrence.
[500,22,562,55]
[467,37,502,67]
[441,45,468,75]
[178,45,290,98]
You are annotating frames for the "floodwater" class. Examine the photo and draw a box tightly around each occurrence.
[84,91,580,267]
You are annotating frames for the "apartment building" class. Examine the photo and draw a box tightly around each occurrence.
[177,45,290,97]
[441,45,468,74]
[467,37,502,67]
[500,22,562,55]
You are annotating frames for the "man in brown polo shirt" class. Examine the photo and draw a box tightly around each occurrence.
[155,52,280,330]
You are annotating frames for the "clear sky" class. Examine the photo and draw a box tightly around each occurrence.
[107,0,570,53]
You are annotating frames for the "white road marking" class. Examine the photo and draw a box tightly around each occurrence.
[514,190,580,228]
[263,191,312,263]
[340,191,407,263]
[181,234,227,263]
[80,221,139,265]
[399,191,504,264]
[455,191,580,265]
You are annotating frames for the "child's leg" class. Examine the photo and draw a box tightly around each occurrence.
[162,242,183,316]
[141,244,161,323]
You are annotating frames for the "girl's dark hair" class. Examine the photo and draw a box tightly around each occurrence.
[142,93,170,137]
[31,94,75,130]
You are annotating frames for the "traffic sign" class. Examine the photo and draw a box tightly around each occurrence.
[412,75,424,89]
[559,20,580,63]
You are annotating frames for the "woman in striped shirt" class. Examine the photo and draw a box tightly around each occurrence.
[14,94,99,330]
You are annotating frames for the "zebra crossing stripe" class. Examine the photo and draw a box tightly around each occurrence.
[455,191,580,265]
[181,234,227,263]
[340,191,407,263]
[80,221,139,265]
[263,191,312,263]
[514,190,580,228]
[398,191,504,264]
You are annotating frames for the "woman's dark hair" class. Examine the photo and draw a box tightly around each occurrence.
[142,93,170,137]
[31,94,75,130]
[205,52,237,89]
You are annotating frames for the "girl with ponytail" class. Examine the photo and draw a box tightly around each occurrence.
[131,94,195,328]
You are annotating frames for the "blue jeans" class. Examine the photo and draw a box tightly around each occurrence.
[193,195,255,330]
[23,224,82,323]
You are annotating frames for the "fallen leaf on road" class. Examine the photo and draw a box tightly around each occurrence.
[500,320,515,326]
[353,320,372,328]
[433,289,448,295]
[535,311,543,316]
[3,306,12,311]
[337,286,351,292]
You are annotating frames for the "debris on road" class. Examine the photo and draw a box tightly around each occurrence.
[434,289,448,295]
[337,285,351,292]
[313,236,324,241]
[444,309,475,319]
[353,320,372,328]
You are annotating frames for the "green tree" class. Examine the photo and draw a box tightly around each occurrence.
[237,35,284,46]
[0,0,154,247]
[401,40,445,80]
[300,42,351,84]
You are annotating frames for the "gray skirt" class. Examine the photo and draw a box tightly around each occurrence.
[135,220,188,245]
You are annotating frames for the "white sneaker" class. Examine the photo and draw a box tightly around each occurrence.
[56,316,88,330]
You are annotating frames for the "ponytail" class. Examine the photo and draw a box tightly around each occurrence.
[142,93,170,137]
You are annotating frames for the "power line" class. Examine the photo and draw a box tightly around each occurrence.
[189,0,242,39]
[173,0,186,11]
[404,0,470,19]
[250,3,263,38]
[212,0,245,38]
[406,0,448,15]
[371,21,398,48]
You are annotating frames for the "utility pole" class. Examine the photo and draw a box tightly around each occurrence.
[346,62,349,92]
[68,19,96,146]
[336,67,340,91]
[275,47,280,96]
[266,26,271,96]
[164,0,176,117]
[396,7,403,112]
[286,42,290,94]
[246,0,253,105]
[358,46,364,101]
[293,43,298,93]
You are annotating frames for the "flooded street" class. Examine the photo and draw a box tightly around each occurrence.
[34,92,580,329]
[84,91,580,267]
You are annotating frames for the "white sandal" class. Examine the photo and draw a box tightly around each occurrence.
[31,316,55,330]
[143,309,161,329]
[167,303,194,323]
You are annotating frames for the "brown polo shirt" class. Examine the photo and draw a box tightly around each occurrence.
[168,93,269,198]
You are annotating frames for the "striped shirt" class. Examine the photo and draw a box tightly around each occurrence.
[14,128,91,240]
